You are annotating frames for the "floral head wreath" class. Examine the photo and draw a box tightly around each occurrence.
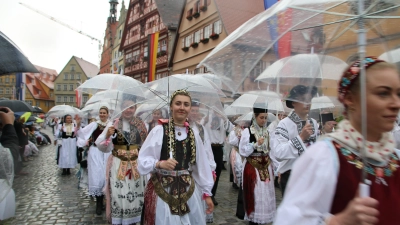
[170,89,191,105]
[338,56,385,104]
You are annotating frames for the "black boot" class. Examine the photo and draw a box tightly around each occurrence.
[61,169,67,175]
[96,195,103,215]
[66,168,71,175]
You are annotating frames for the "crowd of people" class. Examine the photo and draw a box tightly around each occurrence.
[1,56,400,225]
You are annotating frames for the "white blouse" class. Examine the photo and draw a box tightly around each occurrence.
[137,125,214,196]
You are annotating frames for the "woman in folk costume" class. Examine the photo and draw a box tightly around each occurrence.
[274,57,400,225]
[138,89,214,225]
[54,114,80,175]
[96,95,148,225]
[77,106,111,215]
[147,109,164,133]
[239,103,276,225]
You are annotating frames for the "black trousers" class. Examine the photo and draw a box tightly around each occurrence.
[280,170,291,197]
[211,145,224,196]
[236,185,245,220]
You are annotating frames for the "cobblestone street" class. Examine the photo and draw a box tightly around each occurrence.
[2,127,282,225]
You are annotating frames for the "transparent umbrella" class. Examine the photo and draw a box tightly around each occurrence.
[196,73,236,96]
[234,112,277,124]
[47,105,82,118]
[76,73,143,95]
[85,90,120,106]
[199,0,400,193]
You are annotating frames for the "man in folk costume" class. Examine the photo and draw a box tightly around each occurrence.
[188,99,216,223]
[272,85,319,196]
[319,113,337,135]
[96,94,148,225]
[239,103,276,224]
[202,106,234,205]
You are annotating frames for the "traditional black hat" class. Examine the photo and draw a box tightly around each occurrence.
[286,85,318,108]
[191,98,200,107]
[253,102,268,114]
[320,113,334,124]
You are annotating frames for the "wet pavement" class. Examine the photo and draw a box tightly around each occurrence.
[1,127,282,225]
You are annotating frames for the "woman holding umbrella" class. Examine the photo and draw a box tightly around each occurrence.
[239,103,276,225]
[274,57,400,225]
[138,89,214,225]
[54,114,80,175]
[76,106,111,215]
[95,94,148,225]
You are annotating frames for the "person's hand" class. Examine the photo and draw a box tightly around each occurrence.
[106,126,115,138]
[300,121,313,141]
[160,158,178,171]
[0,107,14,125]
[329,192,379,225]
[75,116,81,127]
[205,196,214,214]
[54,140,57,146]
[257,137,265,146]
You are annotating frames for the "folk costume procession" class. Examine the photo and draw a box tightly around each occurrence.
[4,1,400,224]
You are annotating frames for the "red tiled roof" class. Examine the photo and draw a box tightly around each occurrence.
[25,73,51,100]
[74,56,100,78]
[215,0,265,34]
[33,65,58,89]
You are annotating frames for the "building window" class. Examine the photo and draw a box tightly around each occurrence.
[5,88,10,94]
[204,24,212,38]
[70,74,74,80]
[185,34,192,47]
[71,65,75,71]
[249,60,267,79]
[69,84,74,91]
[26,100,33,105]
[64,96,68,102]
[57,84,61,91]
[213,20,222,34]
[133,50,140,62]
[5,77,9,83]
[36,101,40,107]
[77,74,81,80]
[144,46,148,57]
[63,84,67,91]
[50,93,53,97]
[45,101,49,107]
[31,78,35,85]
[194,30,201,43]
[64,73,68,80]
[57,96,61,102]
[38,90,41,95]
[119,29,122,39]
[0,88,3,94]
[70,96,74,103]
[11,78,15,83]
[83,96,88,103]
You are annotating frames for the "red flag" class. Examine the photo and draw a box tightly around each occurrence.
[277,8,292,58]
[75,89,82,108]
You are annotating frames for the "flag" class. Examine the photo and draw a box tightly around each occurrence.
[75,89,82,108]
[147,32,159,82]
[265,0,292,58]
[15,73,25,101]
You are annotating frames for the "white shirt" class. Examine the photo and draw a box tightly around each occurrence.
[271,117,319,173]
[202,114,234,144]
[137,125,214,196]
[191,122,217,171]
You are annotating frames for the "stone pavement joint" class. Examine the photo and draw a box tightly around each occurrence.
[0,127,282,225]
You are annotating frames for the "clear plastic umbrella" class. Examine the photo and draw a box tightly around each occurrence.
[47,105,82,118]
[76,73,143,95]
[229,91,283,113]
[171,74,226,97]
[196,73,236,96]
[199,0,400,194]
[85,90,119,107]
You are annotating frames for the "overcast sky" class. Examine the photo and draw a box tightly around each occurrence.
[0,0,125,73]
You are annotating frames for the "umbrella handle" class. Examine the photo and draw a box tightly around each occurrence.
[359,181,370,198]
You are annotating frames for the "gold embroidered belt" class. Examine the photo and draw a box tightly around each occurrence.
[112,145,140,181]
[151,170,195,216]
[246,153,271,181]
